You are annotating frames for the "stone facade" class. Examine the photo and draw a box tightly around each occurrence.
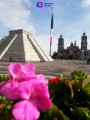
[57,32,90,60]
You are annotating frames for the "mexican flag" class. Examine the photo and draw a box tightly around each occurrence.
[50,13,53,45]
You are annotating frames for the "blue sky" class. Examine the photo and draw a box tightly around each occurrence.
[0,0,90,55]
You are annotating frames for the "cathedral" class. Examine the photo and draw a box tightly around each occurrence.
[57,32,90,60]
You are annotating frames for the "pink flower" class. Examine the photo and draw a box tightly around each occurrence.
[12,79,52,120]
[8,62,35,81]
[0,62,52,120]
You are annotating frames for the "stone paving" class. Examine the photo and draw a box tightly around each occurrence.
[0,60,90,79]
[33,60,90,78]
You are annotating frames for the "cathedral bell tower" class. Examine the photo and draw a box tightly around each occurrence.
[58,34,64,52]
[81,32,87,51]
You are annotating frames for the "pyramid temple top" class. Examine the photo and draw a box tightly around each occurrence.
[9,29,32,36]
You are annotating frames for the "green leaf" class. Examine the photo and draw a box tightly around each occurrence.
[0,74,8,82]
[83,84,90,95]
[82,75,90,95]
[39,104,69,120]
[0,96,7,103]
[82,75,90,89]
[72,107,90,120]
[58,110,70,120]
[71,70,87,80]
[60,74,67,80]
[63,80,74,99]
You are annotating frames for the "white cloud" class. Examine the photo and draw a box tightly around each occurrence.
[23,0,31,6]
[0,0,36,33]
[81,0,90,7]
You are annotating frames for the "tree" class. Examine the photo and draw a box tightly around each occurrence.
[52,52,57,59]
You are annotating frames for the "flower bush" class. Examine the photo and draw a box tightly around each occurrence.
[0,63,90,120]
[0,63,52,120]
[48,70,90,120]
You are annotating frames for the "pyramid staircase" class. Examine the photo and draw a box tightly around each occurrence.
[0,29,53,62]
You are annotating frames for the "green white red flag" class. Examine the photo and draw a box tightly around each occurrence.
[50,13,53,45]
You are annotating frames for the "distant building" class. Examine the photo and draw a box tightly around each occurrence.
[57,32,90,60]
[81,32,87,51]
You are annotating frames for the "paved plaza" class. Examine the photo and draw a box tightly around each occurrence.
[0,60,90,79]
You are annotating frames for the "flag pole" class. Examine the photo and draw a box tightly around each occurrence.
[49,29,51,56]
[49,7,53,56]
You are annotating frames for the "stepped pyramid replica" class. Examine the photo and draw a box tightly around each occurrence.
[0,29,52,62]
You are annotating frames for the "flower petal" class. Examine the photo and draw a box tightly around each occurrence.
[31,83,52,110]
[32,83,50,98]
[32,96,52,110]
[36,74,47,84]
[19,81,32,99]
[12,100,40,120]
[0,80,19,100]
[8,63,22,79]
[22,62,35,76]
